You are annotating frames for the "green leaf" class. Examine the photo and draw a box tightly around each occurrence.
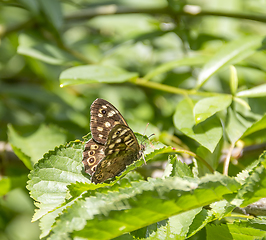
[140,208,203,239]
[164,155,193,178]
[18,32,77,65]
[225,107,253,144]
[39,0,63,30]
[193,95,232,124]
[26,140,88,219]
[27,133,165,237]
[206,224,234,240]
[0,178,11,196]
[187,208,214,238]
[233,97,251,110]
[237,152,266,207]
[206,221,266,240]
[19,0,40,14]
[236,83,266,98]
[173,98,223,152]
[230,66,238,95]
[186,200,235,239]
[48,173,240,240]
[8,124,69,169]
[242,114,266,138]
[197,36,264,88]
[196,138,223,176]
[143,55,209,81]
[27,132,240,239]
[59,65,138,87]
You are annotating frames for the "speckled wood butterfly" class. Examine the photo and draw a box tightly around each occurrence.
[82,98,145,184]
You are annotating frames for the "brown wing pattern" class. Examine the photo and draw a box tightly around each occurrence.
[90,98,128,144]
[82,139,105,175]
[91,125,141,184]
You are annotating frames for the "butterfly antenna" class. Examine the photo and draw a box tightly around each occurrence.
[141,123,150,144]
[140,124,156,165]
[148,133,155,139]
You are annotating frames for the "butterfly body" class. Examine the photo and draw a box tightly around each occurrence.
[82,99,145,184]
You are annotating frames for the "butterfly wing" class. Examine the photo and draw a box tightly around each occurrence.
[91,125,141,184]
[90,98,128,144]
[82,139,105,175]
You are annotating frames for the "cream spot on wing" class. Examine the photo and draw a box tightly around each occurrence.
[99,134,103,138]
[109,143,115,149]
[125,139,134,146]
[102,105,107,109]
[97,126,103,131]
[107,110,116,117]
[91,144,98,149]
[124,135,131,141]
[98,113,103,117]
[114,121,120,125]
[108,150,113,155]
[99,148,104,154]
[115,138,121,143]
[107,162,111,166]
[120,129,128,136]
[105,122,111,128]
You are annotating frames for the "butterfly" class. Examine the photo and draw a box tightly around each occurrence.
[82,98,145,184]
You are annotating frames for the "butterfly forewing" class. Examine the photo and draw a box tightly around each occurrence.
[91,125,141,184]
[82,139,105,175]
[90,98,128,144]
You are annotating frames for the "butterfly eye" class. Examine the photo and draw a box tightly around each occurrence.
[101,109,106,114]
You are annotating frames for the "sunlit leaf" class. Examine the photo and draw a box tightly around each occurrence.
[197,36,263,88]
[193,95,232,124]
[48,173,239,240]
[173,98,223,152]
[236,84,266,98]
[60,65,138,87]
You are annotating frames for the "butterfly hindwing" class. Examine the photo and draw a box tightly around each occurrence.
[82,139,105,175]
[90,98,128,144]
[91,125,141,184]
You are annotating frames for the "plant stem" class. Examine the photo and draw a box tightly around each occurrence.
[132,78,226,97]
[223,143,235,175]
[65,5,266,24]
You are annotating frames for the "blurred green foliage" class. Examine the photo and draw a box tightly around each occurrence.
[1,0,266,239]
